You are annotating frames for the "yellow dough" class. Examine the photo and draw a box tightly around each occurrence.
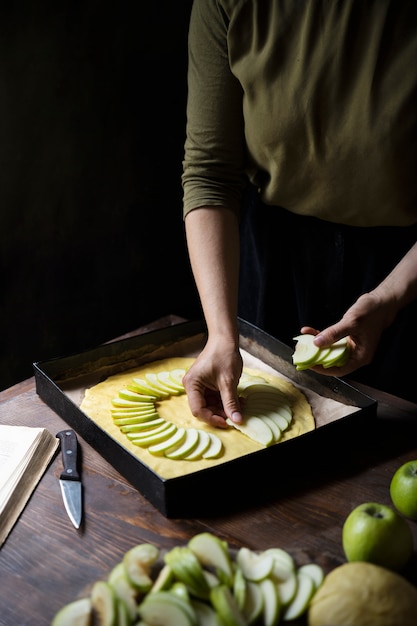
[80,357,315,479]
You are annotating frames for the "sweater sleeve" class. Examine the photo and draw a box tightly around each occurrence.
[182,0,247,218]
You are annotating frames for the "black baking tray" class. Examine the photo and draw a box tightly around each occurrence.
[34,319,377,517]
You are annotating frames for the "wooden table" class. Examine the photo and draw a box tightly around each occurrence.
[1,316,417,626]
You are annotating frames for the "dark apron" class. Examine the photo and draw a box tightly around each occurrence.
[238,185,417,403]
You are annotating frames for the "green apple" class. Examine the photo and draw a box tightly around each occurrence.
[188,532,234,584]
[390,459,417,520]
[342,502,414,571]
[51,598,92,626]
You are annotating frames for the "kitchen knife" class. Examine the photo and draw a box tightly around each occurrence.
[56,430,82,529]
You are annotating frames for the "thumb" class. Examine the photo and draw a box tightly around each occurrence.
[313,324,348,348]
[220,390,243,424]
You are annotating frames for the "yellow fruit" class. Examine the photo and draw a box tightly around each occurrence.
[308,561,417,626]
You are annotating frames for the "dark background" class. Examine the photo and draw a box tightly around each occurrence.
[0,0,200,391]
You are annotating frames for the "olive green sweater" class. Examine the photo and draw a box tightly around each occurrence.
[182,0,417,227]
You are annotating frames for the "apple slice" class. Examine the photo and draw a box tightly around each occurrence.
[128,422,177,447]
[240,383,288,400]
[262,410,291,433]
[297,563,324,590]
[157,371,185,395]
[51,598,92,626]
[119,417,167,433]
[237,373,268,392]
[148,427,187,456]
[113,412,160,426]
[237,547,275,582]
[168,368,187,392]
[150,563,175,593]
[111,403,156,415]
[292,334,321,367]
[226,415,275,446]
[90,580,117,626]
[138,591,197,626]
[233,566,247,611]
[108,562,138,622]
[263,548,295,579]
[123,543,159,592]
[145,373,173,396]
[188,532,234,584]
[320,337,349,368]
[111,397,157,409]
[191,599,218,626]
[202,433,223,459]
[257,415,282,442]
[210,585,246,626]
[241,579,264,624]
[282,571,315,621]
[182,429,211,460]
[259,577,281,626]
[118,389,158,403]
[164,547,210,600]
[130,377,164,398]
[165,428,200,460]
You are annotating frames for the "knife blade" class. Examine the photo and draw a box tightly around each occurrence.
[56,430,82,529]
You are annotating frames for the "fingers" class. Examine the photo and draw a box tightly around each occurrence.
[183,375,242,429]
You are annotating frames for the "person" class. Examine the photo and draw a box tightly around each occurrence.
[181,0,417,428]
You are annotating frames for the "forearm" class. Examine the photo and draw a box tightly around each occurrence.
[185,206,240,346]
[371,241,417,326]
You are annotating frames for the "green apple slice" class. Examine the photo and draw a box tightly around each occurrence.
[242,580,264,624]
[128,422,177,446]
[118,388,158,403]
[119,417,167,433]
[262,410,291,433]
[168,368,187,392]
[241,383,287,400]
[188,532,234,584]
[320,337,349,368]
[282,571,315,621]
[257,415,282,441]
[263,548,295,579]
[111,403,156,415]
[297,563,324,590]
[259,577,281,626]
[112,397,157,408]
[138,591,197,626]
[182,429,211,460]
[209,585,246,626]
[148,427,187,456]
[129,377,164,398]
[123,543,159,592]
[202,433,223,459]
[113,412,160,426]
[116,599,131,626]
[150,564,175,593]
[90,580,118,626]
[164,547,210,600]
[144,373,173,396]
[292,334,321,367]
[233,566,247,611]
[157,371,185,395]
[107,563,138,622]
[237,373,268,392]
[236,547,275,582]
[51,598,92,626]
[276,570,298,607]
[165,427,200,460]
[190,599,218,626]
[226,415,275,446]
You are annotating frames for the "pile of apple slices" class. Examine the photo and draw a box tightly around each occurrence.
[52,532,324,626]
[111,369,224,461]
[292,334,350,371]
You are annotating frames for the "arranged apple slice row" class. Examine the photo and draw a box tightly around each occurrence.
[52,531,325,626]
[292,334,350,370]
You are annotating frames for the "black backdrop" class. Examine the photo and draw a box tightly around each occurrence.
[0,0,200,390]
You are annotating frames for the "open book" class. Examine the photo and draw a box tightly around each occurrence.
[0,425,59,547]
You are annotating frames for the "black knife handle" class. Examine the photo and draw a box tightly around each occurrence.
[57,430,80,481]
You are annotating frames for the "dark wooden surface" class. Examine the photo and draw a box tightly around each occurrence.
[1,316,417,626]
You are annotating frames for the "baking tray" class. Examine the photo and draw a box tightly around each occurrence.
[34,319,377,517]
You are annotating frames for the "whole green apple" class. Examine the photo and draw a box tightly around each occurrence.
[390,460,417,520]
[342,502,414,572]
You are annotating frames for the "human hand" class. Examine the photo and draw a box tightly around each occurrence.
[182,339,243,428]
[300,292,396,377]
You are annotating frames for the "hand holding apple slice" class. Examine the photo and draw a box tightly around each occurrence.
[292,334,350,370]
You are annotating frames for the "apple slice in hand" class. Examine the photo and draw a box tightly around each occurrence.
[292,334,350,370]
